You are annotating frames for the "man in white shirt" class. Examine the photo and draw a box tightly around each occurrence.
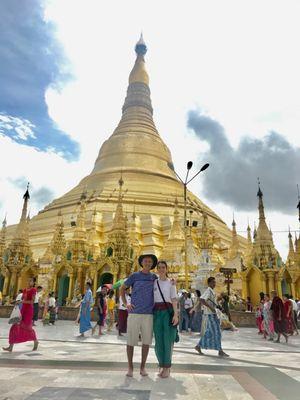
[289,295,299,334]
[195,277,229,357]
[33,286,43,326]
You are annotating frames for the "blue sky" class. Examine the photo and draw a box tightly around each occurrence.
[0,0,300,258]
[0,0,79,160]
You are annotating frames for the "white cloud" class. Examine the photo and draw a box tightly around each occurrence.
[0,114,36,140]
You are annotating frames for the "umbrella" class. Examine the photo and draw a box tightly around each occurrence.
[112,279,125,290]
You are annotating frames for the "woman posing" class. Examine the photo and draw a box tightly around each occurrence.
[79,282,94,337]
[153,261,179,379]
[3,277,38,352]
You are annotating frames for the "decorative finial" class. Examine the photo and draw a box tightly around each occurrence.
[23,182,30,200]
[232,212,236,226]
[257,177,263,198]
[135,33,147,56]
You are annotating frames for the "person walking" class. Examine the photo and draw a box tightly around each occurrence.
[283,294,294,335]
[190,290,202,333]
[153,261,179,379]
[33,286,43,326]
[48,292,56,325]
[92,286,108,336]
[79,282,94,337]
[120,254,157,378]
[118,288,131,336]
[270,290,288,343]
[194,277,229,357]
[107,289,116,332]
[3,277,38,352]
[262,294,274,341]
[289,295,299,334]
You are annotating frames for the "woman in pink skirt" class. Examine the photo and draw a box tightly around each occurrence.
[3,277,39,352]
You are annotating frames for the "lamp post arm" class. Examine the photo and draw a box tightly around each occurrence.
[187,169,203,185]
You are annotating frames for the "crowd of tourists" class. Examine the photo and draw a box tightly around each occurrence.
[2,254,299,379]
[253,291,299,343]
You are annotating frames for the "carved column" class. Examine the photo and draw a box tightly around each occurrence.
[16,273,22,292]
[93,270,98,295]
[241,276,249,299]
[77,267,83,294]
[52,274,57,294]
[68,273,74,301]
[2,272,10,296]
[262,275,267,294]
[267,271,275,292]
[291,280,296,299]
[10,270,17,298]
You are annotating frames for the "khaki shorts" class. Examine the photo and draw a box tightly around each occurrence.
[127,314,153,346]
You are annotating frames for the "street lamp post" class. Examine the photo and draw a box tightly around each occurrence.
[174,162,210,290]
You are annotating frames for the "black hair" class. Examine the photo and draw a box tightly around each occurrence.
[86,281,92,288]
[195,290,201,297]
[37,286,43,290]
[207,276,215,284]
[109,289,114,297]
[283,293,289,298]
[157,260,168,268]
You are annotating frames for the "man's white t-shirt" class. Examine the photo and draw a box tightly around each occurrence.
[48,297,56,308]
[119,294,131,310]
[16,293,23,302]
[34,292,42,304]
[154,279,177,303]
[184,298,193,309]
[201,287,217,315]
[290,299,297,312]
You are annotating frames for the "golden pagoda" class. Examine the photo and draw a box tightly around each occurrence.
[2,36,257,303]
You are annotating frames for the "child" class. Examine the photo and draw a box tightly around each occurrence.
[107,289,115,332]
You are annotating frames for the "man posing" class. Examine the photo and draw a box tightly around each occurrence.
[120,254,157,377]
[195,277,229,357]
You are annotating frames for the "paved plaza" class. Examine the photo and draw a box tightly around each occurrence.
[0,319,299,400]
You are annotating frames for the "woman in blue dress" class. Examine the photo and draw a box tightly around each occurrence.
[79,282,93,337]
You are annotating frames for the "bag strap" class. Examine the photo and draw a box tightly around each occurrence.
[157,280,167,305]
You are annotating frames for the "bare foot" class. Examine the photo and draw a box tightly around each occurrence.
[32,340,39,351]
[140,368,148,377]
[126,369,133,377]
[2,346,13,352]
[160,368,170,379]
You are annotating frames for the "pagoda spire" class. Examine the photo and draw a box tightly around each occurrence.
[287,228,295,264]
[0,215,7,256]
[257,179,266,222]
[20,183,30,222]
[247,221,252,244]
[256,180,272,241]
[112,176,127,231]
[228,214,239,259]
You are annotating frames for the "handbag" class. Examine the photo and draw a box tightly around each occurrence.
[8,305,21,325]
[156,280,180,342]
